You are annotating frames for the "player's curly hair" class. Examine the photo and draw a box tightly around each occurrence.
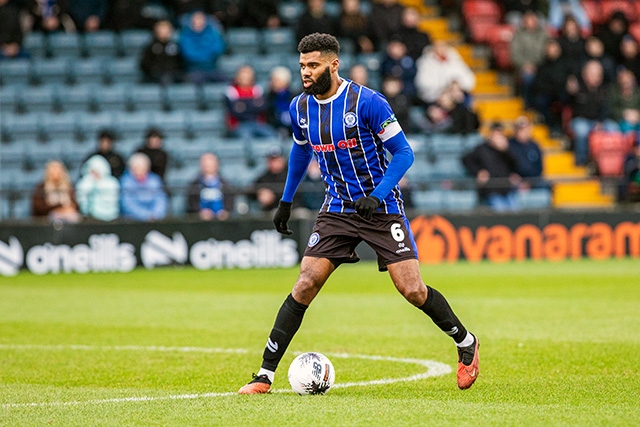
[297,33,340,56]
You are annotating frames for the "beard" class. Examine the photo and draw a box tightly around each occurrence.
[303,66,332,96]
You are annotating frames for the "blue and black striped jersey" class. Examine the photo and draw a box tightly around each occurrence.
[289,79,407,214]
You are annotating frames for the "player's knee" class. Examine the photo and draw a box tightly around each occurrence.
[399,283,427,306]
[292,274,323,304]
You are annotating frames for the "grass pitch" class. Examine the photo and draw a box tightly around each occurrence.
[1,259,639,426]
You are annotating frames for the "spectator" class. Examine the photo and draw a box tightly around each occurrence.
[75,155,120,221]
[83,129,126,179]
[238,0,280,29]
[462,122,521,212]
[348,63,369,86]
[186,152,232,220]
[415,40,476,105]
[179,10,226,84]
[622,141,640,202]
[120,153,168,221]
[381,76,411,131]
[25,0,73,32]
[508,116,547,188]
[140,20,182,85]
[66,0,107,32]
[420,83,479,134]
[608,68,640,134]
[396,7,431,61]
[581,36,616,85]
[369,0,404,45]
[548,0,591,34]
[298,159,326,213]
[296,0,337,43]
[136,127,169,180]
[380,38,417,100]
[595,10,629,62]
[32,160,81,222]
[531,38,571,133]
[619,35,640,84]
[566,60,618,166]
[266,66,294,137]
[504,0,547,26]
[337,0,375,54]
[253,146,288,212]
[0,0,26,59]
[225,65,276,139]
[557,15,586,75]
[510,10,548,108]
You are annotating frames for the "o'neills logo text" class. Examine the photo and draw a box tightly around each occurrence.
[410,216,640,264]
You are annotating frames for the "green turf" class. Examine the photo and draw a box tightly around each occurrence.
[1,259,639,426]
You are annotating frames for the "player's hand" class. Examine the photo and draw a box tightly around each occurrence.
[354,196,380,220]
[273,200,293,235]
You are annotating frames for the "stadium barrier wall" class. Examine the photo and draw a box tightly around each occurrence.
[0,211,639,276]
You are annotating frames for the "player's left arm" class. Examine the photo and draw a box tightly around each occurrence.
[369,132,414,203]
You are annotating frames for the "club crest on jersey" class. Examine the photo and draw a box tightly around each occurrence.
[299,117,308,129]
[308,232,320,247]
[343,112,358,128]
[378,115,397,135]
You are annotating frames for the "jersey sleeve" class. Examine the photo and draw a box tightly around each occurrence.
[365,92,403,142]
[289,96,308,145]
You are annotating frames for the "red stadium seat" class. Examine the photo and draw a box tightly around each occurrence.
[630,22,640,43]
[589,131,636,176]
[462,0,502,44]
[600,0,638,22]
[581,0,604,26]
[486,24,515,70]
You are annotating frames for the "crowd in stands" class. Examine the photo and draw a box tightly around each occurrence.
[3,0,640,224]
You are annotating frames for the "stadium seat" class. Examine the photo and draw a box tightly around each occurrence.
[1,113,43,142]
[76,112,115,141]
[188,110,226,138]
[412,189,445,211]
[165,84,200,111]
[227,27,262,55]
[23,32,46,57]
[216,54,251,80]
[210,138,247,162]
[200,83,228,110]
[431,157,468,180]
[167,142,203,167]
[262,28,296,54]
[112,111,151,140]
[405,158,435,184]
[57,84,97,112]
[41,112,79,141]
[0,59,31,85]
[253,54,284,76]
[486,24,515,70]
[443,190,478,211]
[24,140,63,170]
[517,188,551,210]
[601,0,637,22]
[0,141,26,168]
[630,22,640,43]
[463,133,484,151]
[278,1,305,26]
[59,139,96,172]
[31,58,70,85]
[119,29,152,57]
[128,84,165,111]
[93,83,131,112]
[589,131,635,176]
[406,134,429,157]
[16,85,59,113]
[83,31,119,57]
[106,57,142,84]
[0,85,20,115]
[47,32,82,58]
[70,57,107,85]
[428,133,465,158]
[461,0,502,44]
[148,111,188,139]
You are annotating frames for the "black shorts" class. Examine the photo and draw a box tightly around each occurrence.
[303,212,418,271]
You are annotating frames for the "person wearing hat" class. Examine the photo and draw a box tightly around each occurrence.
[253,146,288,212]
[462,122,522,211]
[83,129,126,179]
[508,116,548,189]
[136,127,169,180]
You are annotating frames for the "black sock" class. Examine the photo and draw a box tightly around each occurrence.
[418,286,468,344]
[261,294,308,372]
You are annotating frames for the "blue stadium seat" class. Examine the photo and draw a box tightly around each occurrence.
[17,85,59,113]
[188,110,226,138]
[149,111,188,139]
[83,31,118,57]
[216,54,251,80]
[220,162,259,187]
[463,133,484,151]
[107,57,142,84]
[167,142,203,167]
[76,112,115,140]
[0,59,32,85]
[0,141,26,168]
[1,113,43,141]
[23,32,46,57]
[443,190,478,211]
[517,188,551,210]
[31,58,70,85]
[128,84,165,111]
[47,32,82,57]
[59,140,96,172]
[93,83,130,112]
[412,190,445,211]
[15,168,43,190]
[429,133,465,158]
[211,138,249,162]
[165,84,200,111]
[112,111,151,140]
[227,27,262,55]
[41,112,79,141]
[278,2,304,26]
[406,134,429,157]
[118,29,152,57]
[200,83,228,110]
[405,158,435,184]
[253,54,284,76]
[262,28,296,54]
[57,84,96,112]
[0,85,20,114]
[24,140,63,170]
[116,138,140,157]
[71,57,107,85]
[431,157,467,180]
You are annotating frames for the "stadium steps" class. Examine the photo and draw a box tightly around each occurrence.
[552,180,615,208]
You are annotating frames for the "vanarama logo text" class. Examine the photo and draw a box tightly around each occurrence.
[410,215,640,263]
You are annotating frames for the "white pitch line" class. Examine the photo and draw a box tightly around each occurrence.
[1,344,452,408]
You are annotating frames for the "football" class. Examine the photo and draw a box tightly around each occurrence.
[287,352,335,395]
